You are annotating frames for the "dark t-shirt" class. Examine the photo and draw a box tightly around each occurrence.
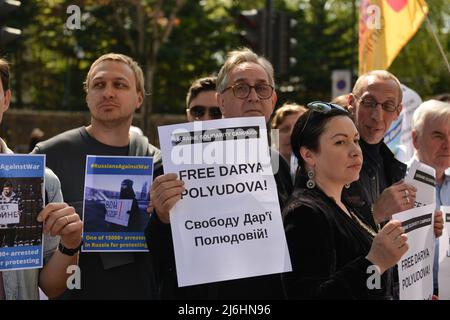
[33,127,161,299]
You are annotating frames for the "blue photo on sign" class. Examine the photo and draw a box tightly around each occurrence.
[82,156,154,252]
[0,154,45,271]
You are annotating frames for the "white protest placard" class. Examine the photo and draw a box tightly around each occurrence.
[158,117,292,287]
[0,203,19,224]
[405,159,436,207]
[438,206,450,299]
[395,204,435,300]
[104,199,133,227]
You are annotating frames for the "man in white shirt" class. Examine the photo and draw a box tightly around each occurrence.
[410,99,450,296]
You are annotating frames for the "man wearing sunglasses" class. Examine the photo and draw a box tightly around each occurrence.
[185,76,222,122]
[147,48,292,300]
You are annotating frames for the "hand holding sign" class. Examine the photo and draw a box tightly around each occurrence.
[366,220,409,274]
[150,173,185,224]
[372,180,417,224]
[37,203,83,249]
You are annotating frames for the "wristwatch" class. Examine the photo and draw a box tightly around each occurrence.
[58,241,83,256]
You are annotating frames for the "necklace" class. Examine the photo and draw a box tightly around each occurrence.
[348,210,378,237]
[319,185,379,238]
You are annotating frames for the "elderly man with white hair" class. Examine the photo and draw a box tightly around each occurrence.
[410,99,450,296]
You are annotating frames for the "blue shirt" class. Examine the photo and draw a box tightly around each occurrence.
[407,158,450,293]
[434,171,450,291]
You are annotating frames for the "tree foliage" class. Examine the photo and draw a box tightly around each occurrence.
[1,0,448,119]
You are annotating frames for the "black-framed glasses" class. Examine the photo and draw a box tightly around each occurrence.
[299,101,348,135]
[187,106,222,119]
[357,96,398,112]
[221,83,274,100]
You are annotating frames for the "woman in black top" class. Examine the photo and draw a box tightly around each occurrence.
[282,102,408,299]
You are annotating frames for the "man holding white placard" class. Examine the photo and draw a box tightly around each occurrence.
[344,71,443,299]
[410,99,449,296]
[147,48,292,299]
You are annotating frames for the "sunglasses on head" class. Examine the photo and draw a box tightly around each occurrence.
[307,101,348,113]
[188,106,222,119]
[299,101,348,135]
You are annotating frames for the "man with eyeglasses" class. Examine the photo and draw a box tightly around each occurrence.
[343,70,417,299]
[146,48,292,299]
[345,70,417,230]
[185,76,222,122]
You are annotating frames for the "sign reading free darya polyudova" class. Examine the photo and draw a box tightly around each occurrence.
[82,156,154,252]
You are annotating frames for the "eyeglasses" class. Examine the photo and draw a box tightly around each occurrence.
[187,106,222,119]
[299,101,348,136]
[357,96,398,112]
[221,83,274,100]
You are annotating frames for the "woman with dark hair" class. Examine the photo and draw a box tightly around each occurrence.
[282,101,408,299]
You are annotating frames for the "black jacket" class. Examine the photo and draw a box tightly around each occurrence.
[282,178,388,299]
[342,140,406,300]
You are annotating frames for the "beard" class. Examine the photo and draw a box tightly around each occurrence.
[91,110,134,128]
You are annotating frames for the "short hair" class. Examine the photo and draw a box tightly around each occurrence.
[352,70,403,102]
[84,53,145,94]
[412,99,450,136]
[216,48,275,93]
[271,103,307,129]
[186,76,217,108]
[0,58,10,92]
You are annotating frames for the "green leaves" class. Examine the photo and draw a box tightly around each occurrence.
[3,0,448,115]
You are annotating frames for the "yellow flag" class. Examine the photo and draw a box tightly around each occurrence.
[359,0,428,75]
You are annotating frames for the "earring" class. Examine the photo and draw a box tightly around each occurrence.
[306,170,315,189]
[345,183,350,189]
